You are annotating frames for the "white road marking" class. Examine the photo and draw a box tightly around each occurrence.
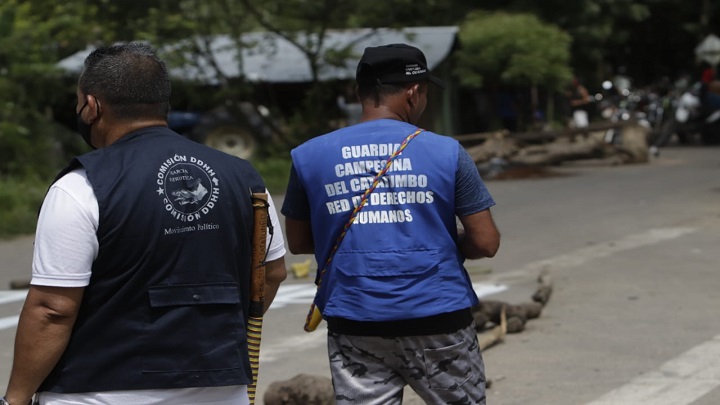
[490,227,697,284]
[260,324,327,363]
[0,315,19,330]
[472,282,507,297]
[586,334,720,405]
[0,290,27,305]
[0,291,27,331]
[268,284,317,309]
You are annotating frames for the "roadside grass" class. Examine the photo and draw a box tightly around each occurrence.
[0,176,49,240]
[252,155,292,196]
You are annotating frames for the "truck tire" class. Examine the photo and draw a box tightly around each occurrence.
[203,125,256,159]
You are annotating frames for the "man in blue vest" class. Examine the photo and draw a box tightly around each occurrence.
[2,43,287,405]
[282,43,500,404]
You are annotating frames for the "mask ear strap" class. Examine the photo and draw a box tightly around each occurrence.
[78,100,89,115]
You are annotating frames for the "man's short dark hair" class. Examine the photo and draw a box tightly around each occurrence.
[356,81,429,104]
[79,42,171,120]
[356,82,406,102]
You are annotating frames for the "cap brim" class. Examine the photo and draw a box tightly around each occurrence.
[428,74,445,89]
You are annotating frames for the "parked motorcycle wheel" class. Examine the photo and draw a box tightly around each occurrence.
[654,117,677,147]
[701,121,720,145]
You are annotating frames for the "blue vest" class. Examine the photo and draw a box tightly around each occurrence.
[40,127,265,393]
[291,119,478,322]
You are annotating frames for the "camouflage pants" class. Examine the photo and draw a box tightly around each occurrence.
[327,324,486,404]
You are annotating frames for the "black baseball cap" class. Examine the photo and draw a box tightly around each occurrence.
[356,43,445,88]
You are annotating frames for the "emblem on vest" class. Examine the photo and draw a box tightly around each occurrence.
[156,155,220,223]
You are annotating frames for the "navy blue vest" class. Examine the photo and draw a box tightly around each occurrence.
[40,127,265,393]
[291,119,478,322]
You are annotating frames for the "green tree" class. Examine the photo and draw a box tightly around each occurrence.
[0,0,95,178]
[455,12,572,128]
[348,0,478,28]
[236,0,366,146]
[0,0,99,236]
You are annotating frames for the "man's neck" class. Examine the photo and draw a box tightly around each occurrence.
[101,120,168,147]
[360,107,407,124]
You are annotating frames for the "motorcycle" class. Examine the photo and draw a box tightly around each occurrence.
[597,81,650,145]
[654,81,720,147]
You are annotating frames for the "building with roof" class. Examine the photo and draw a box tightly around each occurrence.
[58,26,460,157]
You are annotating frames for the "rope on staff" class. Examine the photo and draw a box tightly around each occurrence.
[304,128,424,332]
[248,192,270,405]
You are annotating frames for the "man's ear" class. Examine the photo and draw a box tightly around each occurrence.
[85,95,102,124]
[406,83,420,106]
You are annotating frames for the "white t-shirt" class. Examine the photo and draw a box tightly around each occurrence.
[32,168,286,405]
[37,386,250,405]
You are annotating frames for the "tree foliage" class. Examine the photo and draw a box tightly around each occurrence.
[455,12,572,90]
[0,0,718,176]
[475,0,719,86]
[0,0,93,178]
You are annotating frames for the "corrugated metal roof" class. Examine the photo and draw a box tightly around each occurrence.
[57,26,458,84]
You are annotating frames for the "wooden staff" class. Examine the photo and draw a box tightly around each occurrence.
[248,192,269,405]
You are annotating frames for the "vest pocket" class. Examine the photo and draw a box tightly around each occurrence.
[143,282,244,373]
[334,249,440,277]
[328,250,444,320]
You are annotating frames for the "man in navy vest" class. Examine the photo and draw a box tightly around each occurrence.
[282,44,500,404]
[3,43,287,405]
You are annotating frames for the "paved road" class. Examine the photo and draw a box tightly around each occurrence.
[1,145,719,404]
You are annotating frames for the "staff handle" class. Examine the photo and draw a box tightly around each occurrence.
[247,192,269,405]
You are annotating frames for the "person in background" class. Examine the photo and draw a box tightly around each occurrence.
[705,80,720,110]
[3,43,287,405]
[282,43,500,404]
[566,76,592,129]
[495,89,519,132]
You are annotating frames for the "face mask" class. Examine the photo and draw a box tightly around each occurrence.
[76,102,96,149]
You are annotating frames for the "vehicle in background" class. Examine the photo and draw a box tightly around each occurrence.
[595,80,650,145]
[168,104,274,159]
[654,81,720,148]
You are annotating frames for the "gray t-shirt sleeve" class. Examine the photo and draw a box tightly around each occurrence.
[455,147,496,217]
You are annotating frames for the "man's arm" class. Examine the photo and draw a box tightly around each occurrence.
[458,209,500,260]
[261,191,288,313]
[571,85,591,106]
[5,286,84,405]
[263,256,287,313]
[454,147,500,260]
[5,170,96,404]
[285,218,314,255]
